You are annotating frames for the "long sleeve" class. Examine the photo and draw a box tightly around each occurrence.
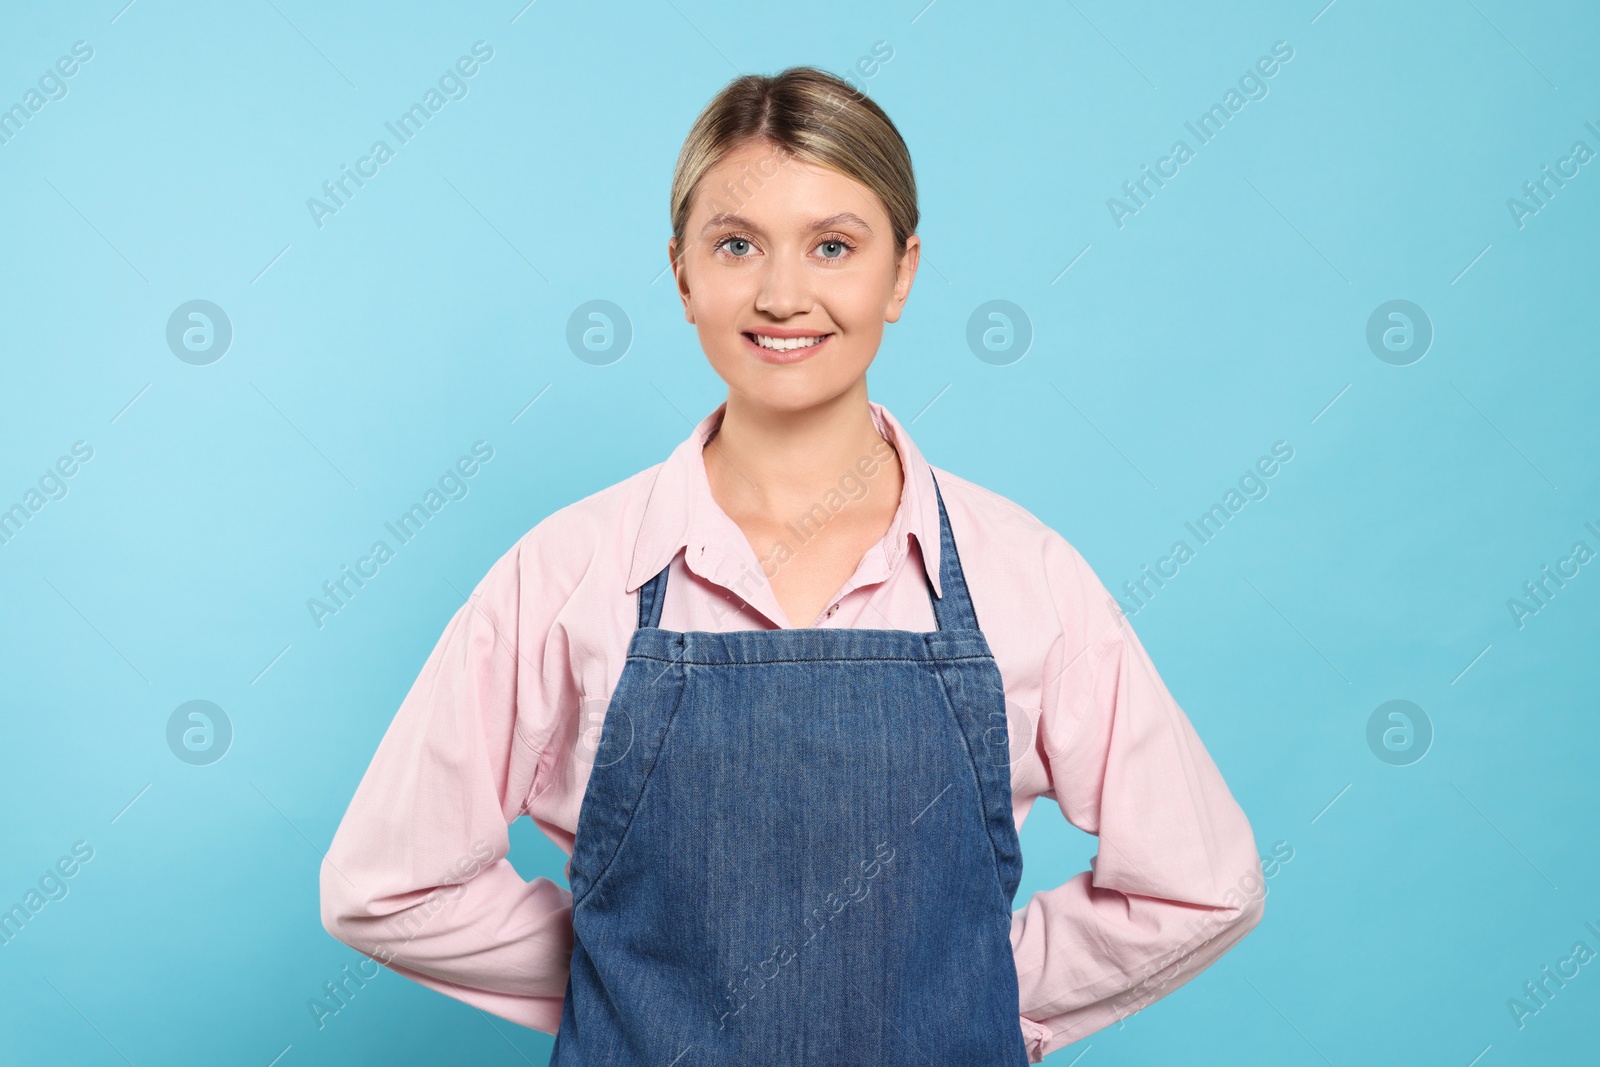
[1009,540,1266,1061]
[318,538,575,1035]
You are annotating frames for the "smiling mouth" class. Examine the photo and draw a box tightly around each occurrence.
[744,332,833,353]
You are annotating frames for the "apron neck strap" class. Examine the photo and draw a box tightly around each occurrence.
[925,470,981,632]
[638,551,669,629]
[635,469,981,633]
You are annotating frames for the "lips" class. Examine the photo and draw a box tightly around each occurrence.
[742,331,834,364]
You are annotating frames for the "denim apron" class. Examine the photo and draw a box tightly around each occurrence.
[549,473,1030,1066]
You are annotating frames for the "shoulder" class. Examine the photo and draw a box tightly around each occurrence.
[472,463,664,615]
[928,465,1093,575]
[517,463,661,558]
[929,466,1052,537]
[928,465,1123,652]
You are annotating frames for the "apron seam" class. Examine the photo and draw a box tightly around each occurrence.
[622,653,996,665]
[571,655,692,914]
[928,661,1017,926]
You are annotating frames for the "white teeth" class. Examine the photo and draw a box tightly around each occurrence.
[750,333,827,351]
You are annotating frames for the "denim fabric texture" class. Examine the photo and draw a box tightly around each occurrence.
[549,472,1031,1066]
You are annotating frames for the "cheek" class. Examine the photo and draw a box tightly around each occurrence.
[693,292,746,349]
[821,276,891,345]
[689,264,753,325]
[690,287,752,377]
[827,261,899,324]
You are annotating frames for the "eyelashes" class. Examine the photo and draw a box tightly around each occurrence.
[713,235,755,258]
[711,233,858,264]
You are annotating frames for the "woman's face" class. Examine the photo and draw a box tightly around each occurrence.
[669,139,920,413]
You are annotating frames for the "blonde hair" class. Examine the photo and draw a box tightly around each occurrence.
[669,66,918,261]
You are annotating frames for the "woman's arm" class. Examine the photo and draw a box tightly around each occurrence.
[1010,535,1266,1061]
[318,534,576,1035]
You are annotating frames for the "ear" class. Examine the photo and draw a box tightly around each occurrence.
[884,234,920,325]
[668,236,695,324]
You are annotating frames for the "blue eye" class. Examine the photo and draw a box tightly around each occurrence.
[712,233,856,262]
[815,235,857,261]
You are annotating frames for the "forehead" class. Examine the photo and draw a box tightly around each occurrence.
[690,141,886,228]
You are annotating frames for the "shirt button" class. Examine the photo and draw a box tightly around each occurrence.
[825,603,838,618]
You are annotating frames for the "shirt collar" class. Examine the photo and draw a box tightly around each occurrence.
[625,399,943,602]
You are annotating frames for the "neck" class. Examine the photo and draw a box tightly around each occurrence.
[702,383,902,523]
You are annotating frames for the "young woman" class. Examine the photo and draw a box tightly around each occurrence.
[321,67,1265,1065]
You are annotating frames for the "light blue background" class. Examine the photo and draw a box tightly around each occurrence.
[2,0,1597,1064]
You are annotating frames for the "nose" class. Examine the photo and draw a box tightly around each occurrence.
[753,247,813,319]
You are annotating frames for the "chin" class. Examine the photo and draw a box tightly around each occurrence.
[737,375,867,414]
[704,340,873,405]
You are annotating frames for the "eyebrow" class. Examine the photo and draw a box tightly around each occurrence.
[698,211,875,237]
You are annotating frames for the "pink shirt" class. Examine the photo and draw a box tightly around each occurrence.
[320,399,1265,1063]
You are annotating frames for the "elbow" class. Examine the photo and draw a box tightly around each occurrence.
[1230,856,1269,939]
[319,859,402,971]
[1237,885,1267,938]
[1203,849,1268,944]
[318,854,364,947]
